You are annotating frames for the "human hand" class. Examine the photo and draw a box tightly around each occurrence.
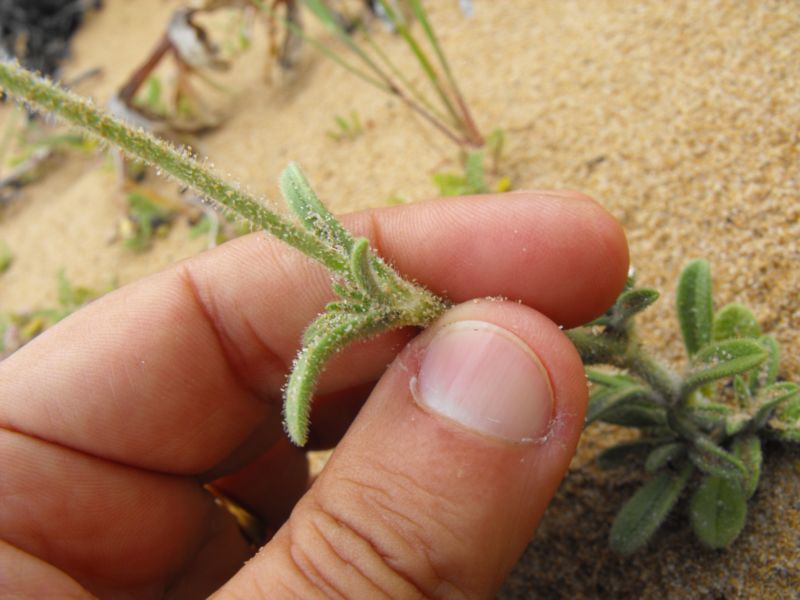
[0,191,628,599]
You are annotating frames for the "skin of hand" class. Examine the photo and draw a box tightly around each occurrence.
[0,190,628,599]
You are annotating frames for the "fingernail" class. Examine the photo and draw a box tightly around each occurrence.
[414,320,554,443]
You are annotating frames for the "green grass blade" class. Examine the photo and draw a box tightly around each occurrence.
[407,0,482,144]
[359,24,452,126]
[376,0,462,128]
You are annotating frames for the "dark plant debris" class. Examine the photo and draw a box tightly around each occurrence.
[0,0,102,77]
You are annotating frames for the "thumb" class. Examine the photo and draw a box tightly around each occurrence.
[215,299,588,599]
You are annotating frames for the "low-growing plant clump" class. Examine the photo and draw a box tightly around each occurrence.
[566,261,799,554]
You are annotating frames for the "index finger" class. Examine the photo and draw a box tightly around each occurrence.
[0,191,628,475]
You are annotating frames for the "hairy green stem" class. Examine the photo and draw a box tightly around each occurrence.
[621,343,682,405]
[0,61,346,272]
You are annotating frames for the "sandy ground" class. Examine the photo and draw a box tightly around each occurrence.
[1,0,798,597]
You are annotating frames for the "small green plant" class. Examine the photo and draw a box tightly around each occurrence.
[567,260,800,555]
[266,0,484,149]
[432,150,487,196]
[326,110,364,141]
[432,129,509,196]
[0,271,105,357]
[122,190,175,251]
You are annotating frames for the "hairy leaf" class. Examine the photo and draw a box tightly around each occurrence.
[586,368,638,388]
[602,402,668,428]
[587,383,654,425]
[690,475,747,549]
[610,464,693,556]
[350,238,384,299]
[688,436,747,480]
[286,312,385,445]
[645,442,686,473]
[596,441,654,470]
[280,162,354,253]
[750,334,781,392]
[464,150,488,193]
[768,395,800,442]
[609,288,660,329]
[724,411,750,437]
[690,401,733,430]
[733,374,752,406]
[712,303,762,341]
[751,382,800,430]
[683,339,767,393]
[676,259,713,356]
[731,434,762,499]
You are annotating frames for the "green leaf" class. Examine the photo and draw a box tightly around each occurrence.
[432,171,468,196]
[733,375,752,406]
[609,288,660,328]
[690,475,747,549]
[724,411,750,437]
[683,339,767,394]
[676,259,713,356]
[610,464,693,556]
[645,442,686,473]
[596,441,654,469]
[768,394,800,442]
[731,434,762,499]
[280,162,354,254]
[349,238,384,299]
[565,329,621,364]
[688,436,747,480]
[286,311,386,445]
[463,150,488,193]
[586,383,655,425]
[602,402,669,428]
[751,382,799,430]
[712,303,762,341]
[586,368,637,388]
[433,152,487,196]
[597,436,674,469]
[690,401,733,430]
[750,335,780,392]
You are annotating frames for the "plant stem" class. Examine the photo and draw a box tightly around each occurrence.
[0,60,347,272]
[621,342,681,405]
